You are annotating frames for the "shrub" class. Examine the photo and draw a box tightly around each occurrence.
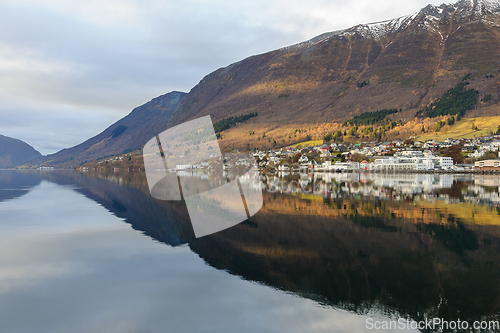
[482,94,492,102]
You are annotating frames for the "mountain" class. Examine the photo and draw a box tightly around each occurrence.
[33,0,500,165]
[168,0,500,149]
[0,135,41,168]
[36,91,186,167]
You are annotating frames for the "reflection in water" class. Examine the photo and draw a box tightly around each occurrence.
[41,170,190,246]
[193,193,500,324]
[2,180,360,333]
[0,170,41,202]
[1,170,500,332]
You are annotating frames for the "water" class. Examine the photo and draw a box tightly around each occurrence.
[1,170,500,332]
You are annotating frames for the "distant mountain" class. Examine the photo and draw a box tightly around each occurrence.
[36,91,186,167]
[0,135,41,168]
[168,0,500,147]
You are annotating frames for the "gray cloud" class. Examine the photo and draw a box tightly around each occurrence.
[0,0,437,154]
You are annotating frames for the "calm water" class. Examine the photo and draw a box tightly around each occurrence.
[1,170,500,333]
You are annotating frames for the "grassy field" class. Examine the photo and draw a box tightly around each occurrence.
[417,116,500,142]
[289,140,324,148]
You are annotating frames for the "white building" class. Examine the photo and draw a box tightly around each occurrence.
[394,150,424,158]
[369,155,453,171]
[330,162,360,171]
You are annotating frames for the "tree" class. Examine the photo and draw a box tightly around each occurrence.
[293,153,302,163]
[213,113,258,133]
[416,82,478,118]
[483,151,498,160]
[435,121,445,131]
[404,138,414,146]
[323,133,333,142]
[446,116,455,126]
[344,109,398,126]
[443,144,464,164]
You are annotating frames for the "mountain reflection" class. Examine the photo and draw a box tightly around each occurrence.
[0,170,41,202]
[20,170,500,329]
[192,193,500,323]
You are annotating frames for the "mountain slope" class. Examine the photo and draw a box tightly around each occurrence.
[38,91,186,167]
[168,0,500,149]
[0,135,41,168]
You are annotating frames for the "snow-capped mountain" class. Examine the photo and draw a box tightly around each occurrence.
[295,0,500,46]
[41,0,500,164]
[167,0,500,151]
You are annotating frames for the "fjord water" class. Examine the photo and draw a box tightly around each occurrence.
[1,171,500,333]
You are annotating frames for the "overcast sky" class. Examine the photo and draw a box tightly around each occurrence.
[0,0,440,155]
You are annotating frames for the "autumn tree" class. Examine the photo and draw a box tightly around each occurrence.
[443,144,464,164]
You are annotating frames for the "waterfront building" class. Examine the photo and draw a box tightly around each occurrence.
[475,159,500,171]
[369,155,453,171]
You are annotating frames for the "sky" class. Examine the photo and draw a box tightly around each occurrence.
[0,0,441,155]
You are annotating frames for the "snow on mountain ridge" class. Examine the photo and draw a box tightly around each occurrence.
[283,14,416,51]
[453,0,500,21]
[283,0,500,52]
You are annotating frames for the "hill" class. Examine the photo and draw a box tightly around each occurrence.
[0,135,41,168]
[418,115,500,141]
[167,0,500,150]
[34,91,186,167]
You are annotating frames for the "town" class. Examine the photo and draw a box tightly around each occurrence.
[249,135,500,173]
[80,134,500,174]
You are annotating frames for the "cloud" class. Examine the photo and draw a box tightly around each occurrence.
[0,0,437,154]
[0,103,120,155]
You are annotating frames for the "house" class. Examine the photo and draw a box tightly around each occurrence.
[320,151,331,159]
[469,150,485,159]
[462,145,476,153]
[298,155,309,163]
[381,142,394,149]
[319,144,331,151]
[393,140,404,147]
